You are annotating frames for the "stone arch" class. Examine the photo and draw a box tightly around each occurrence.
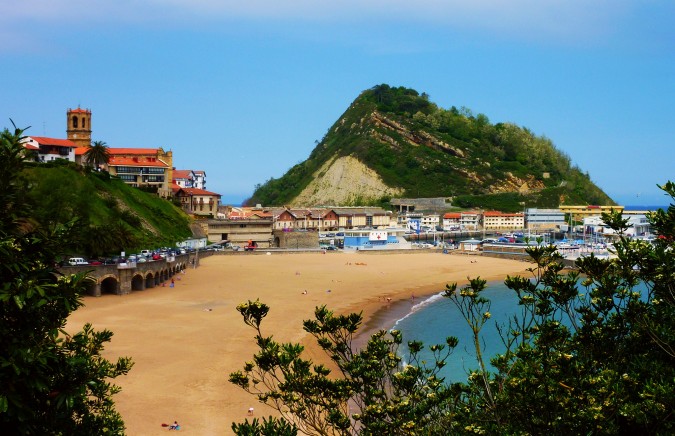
[100,276,119,295]
[84,277,98,296]
[131,273,145,291]
[145,272,156,288]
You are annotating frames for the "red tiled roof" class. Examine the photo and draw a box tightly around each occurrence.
[68,108,90,113]
[108,148,161,155]
[177,187,221,197]
[228,208,273,219]
[24,143,39,150]
[27,136,76,148]
[443,212,461,219]
[74,146,88,156]
[108,157,169,167]
[173,170,193,179]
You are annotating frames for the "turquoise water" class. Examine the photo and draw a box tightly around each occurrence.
[393,281,521,384]
[395,279,651,383]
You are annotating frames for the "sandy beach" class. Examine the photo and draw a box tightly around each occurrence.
[66,251,530,435]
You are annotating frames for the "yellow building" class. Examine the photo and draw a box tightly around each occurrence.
[559,205,624,221]
[104,148,174,198]
[482,211,525,231]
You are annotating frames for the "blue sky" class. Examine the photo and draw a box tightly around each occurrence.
[1,1,673,206]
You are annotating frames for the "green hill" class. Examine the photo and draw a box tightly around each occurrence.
[23,160,193,258]
[246,84,614,211]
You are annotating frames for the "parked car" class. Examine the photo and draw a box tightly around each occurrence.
[89,259,103,266]
[68,257,88,266]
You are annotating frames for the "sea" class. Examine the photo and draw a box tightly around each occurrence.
[388,281,519,384]
[383,270,655,384]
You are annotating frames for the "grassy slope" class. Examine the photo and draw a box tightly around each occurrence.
[24,162,192,254]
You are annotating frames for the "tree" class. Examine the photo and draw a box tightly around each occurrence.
[0,125,133,434]
[84,140,110,169]
[231,183,675,434]
[230,300,463,435]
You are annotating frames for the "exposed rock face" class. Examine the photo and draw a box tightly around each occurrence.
[489,174,546,194]
[292,155,404,206]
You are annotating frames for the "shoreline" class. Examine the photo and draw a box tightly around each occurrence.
[350,271,516,352]
[66,251,530,435]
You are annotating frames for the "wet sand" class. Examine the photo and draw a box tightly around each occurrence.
[66,251,530,435]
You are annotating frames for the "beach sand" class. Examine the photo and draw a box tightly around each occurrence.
[66,251,530,435]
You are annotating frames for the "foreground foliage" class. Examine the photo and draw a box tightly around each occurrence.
[232,183,675,434]
[0,125,133,434]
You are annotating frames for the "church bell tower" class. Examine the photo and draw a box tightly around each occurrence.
[66,107,92,148]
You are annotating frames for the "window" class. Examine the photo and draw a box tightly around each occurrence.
[116,167,141,174]
[72,116,78,128]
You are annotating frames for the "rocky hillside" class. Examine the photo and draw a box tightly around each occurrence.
[292,155,404,206]
[247,84,614,210]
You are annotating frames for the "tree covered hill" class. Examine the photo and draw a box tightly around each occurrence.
[247,84,614,211]
[22,160,192,258]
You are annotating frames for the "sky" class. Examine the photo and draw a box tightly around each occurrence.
[1,1,673,206]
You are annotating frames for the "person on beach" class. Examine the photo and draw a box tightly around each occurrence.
[248,407,254,416]
[169,421,180,430]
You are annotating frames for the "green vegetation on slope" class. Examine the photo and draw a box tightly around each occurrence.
[23,160,192,258]
[247,84,614,209]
